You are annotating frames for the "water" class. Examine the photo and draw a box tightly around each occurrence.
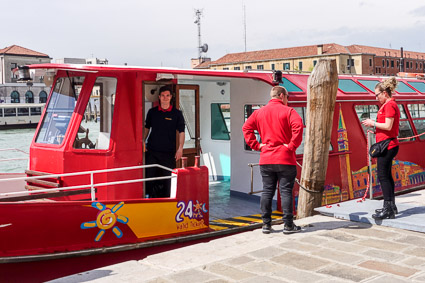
[0,128,35,173]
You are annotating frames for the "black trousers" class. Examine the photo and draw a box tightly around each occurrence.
[145,150,176,198]
[377,146,399,201]
[260,164,297,226]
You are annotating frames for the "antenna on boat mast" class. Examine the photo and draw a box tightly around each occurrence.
[194,9,208,61]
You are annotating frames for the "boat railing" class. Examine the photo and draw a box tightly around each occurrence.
[0,164,175,201]
[0,148,29,162]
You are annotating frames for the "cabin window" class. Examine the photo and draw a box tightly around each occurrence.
[396,81,416,93]
[244,105,264,151]
[398,104,415,142]
[407,81,425,93]
[25,90,34,103]
[280,78,303,93]
[407,103,425,140]
[36,76,85,145]
[39,91,48,103]
[30,107,42,116]
[10,91,20,103]
[211,103,230,140]
[357,79,379,92]
[355,105,379,137]
[179,88,197,149]
[17,108,29,116]
[293,106,332,154]
[338,79,368,93]
[74,77,117,150]
[4,108,16,117]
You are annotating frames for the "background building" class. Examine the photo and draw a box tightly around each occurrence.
[0,45,51,103]
[196,43,425,76]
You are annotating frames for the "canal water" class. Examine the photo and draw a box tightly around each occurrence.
[0,128,35,173]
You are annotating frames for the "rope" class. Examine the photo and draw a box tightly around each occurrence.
[294,161,323,194]
[397,131,425,141]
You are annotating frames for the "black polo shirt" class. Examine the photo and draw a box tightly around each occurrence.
[145,106,185,153]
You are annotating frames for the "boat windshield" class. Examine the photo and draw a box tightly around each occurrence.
[35,76,85,145]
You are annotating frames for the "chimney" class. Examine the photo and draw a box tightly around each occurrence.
[317,44,323,55]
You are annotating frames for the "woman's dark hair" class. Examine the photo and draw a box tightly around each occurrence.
[375,77,398,97]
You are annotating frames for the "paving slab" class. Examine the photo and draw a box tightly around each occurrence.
[315,197,425,233]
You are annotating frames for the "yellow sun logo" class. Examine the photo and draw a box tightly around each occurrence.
[81,202,129,242]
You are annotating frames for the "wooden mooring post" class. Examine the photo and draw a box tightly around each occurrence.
[297,59,339,219]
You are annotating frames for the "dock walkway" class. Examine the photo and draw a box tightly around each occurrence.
[51,189,425,283]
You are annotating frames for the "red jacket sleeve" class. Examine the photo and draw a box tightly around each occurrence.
[242,112,261,151]
[287,109,304,152]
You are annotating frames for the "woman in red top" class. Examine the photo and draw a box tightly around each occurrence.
[362,77,400,219]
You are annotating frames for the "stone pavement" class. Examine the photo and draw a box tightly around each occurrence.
[51,190,425,283]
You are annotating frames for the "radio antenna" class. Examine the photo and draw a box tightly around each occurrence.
[194,9,208,60]
[243,3,247,52]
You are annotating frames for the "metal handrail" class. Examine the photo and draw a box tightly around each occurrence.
[247,163,262,194]
[0,164,175,201]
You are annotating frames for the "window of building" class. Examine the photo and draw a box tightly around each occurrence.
[347,59,354,67]
[382,59,385,66]
[369,59,372,67]
[406,62,409,69]
[211,103,230,140]
[73,77,117,150]
[313,60,317,66]
[407,103,425,140]
[338,79,368,93]
[25,90,34,103]
[416,62,418,70]
[39,91,48,103]
[398,104,415,142]
[245,66,252,70]
[391,60,394,68]
[257,65,264,70]
[234,67,240,70]
[36,76,85,145]
[355,105,379,137]
[283,63,290,70]
[397,61,399,68]
[387,60,389,67]
[11,91,20,103]
[408,81,425,93]
[10,63,18,80]
[298,62,303,71]
[410,62,413,69]
[271,64,275,70]
[396,81,416,93]
[223,67,229,70]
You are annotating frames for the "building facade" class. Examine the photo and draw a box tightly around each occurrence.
[197,43,425,76]
[0,45,51,103]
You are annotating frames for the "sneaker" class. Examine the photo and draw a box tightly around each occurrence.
[283,223,301,234]
[262,224,272,234]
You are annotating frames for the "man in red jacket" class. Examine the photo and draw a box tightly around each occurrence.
[242,86,303,234]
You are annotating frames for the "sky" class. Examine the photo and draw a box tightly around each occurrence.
[2,0,425,68]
